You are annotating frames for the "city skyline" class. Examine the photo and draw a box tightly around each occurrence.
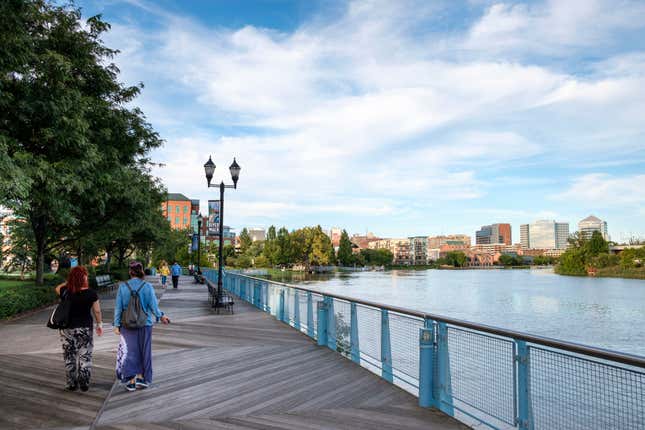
[77,0,645,240]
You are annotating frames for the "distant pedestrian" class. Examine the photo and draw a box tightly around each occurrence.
[114,261,170,391]
[158,260,170,289]
[55,266,104,392]
[171,261,181,289]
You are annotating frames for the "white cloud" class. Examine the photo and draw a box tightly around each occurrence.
[552,174,645,207]
[100,0,645,234]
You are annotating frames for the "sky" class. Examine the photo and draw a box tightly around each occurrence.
[76,0,645,242]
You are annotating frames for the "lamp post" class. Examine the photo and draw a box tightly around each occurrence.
[204,156,241,308]
[197,214,202,273]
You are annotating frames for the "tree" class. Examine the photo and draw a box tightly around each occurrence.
[1,3,162,284]
[309,226,334,266]
[337,230,354,266]
[442,251,468,268]
[275,227,291,266]
[585,231,609,257]
[263,225,278,265]
[239,228,252,253]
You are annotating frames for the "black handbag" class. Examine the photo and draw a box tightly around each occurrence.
[47,289,72,329]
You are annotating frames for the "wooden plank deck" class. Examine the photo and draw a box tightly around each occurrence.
[0,276,467,430]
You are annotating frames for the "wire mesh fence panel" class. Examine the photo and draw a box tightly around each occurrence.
[297,291,309,333]
[311,293,324,338]
[283,287,294,324]
[267,283,280,318]
[529,346,645,430]
[389,312,424,384]
[357,304,382,366]
[446,326,516,426]
[332,299,352,358]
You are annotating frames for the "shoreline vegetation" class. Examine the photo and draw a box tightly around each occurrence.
[555,231,645,280]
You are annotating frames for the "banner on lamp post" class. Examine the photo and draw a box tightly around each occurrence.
[191,233,199,252]
[208,200,220,236]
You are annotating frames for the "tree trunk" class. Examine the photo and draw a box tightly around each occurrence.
[31,214,47,286]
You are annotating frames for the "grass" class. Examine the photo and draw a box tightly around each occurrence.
[595,266,645,280]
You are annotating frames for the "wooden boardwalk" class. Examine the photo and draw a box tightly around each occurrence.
[0,276,467,430]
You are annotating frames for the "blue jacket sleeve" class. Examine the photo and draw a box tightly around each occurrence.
[113,284,124,327]
[146,283,164,320]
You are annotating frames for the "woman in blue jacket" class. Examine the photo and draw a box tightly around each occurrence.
[114,261,170,391]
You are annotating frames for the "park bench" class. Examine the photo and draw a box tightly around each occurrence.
[95,274,116,292]
[194,273,205,284]
[207,279,234,314]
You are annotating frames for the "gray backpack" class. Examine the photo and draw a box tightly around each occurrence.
[121,281,149,329]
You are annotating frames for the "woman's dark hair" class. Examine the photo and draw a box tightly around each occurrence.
[129,261,145,279]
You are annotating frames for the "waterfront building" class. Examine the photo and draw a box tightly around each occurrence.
[578,215,609,241]
[162,193,193,230]
[369,238,411,265]
[427,234,471,248]
[520,220,570,249]
[329,227,342,248]
[409,236,428,265]
[350,233,381,250]
[427,248,440,261]
[248,228,266,242]
[475,223,511,245]
[471,243,521,254]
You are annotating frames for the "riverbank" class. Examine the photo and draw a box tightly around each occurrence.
[595,266,645,280]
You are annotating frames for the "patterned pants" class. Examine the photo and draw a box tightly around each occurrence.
[60,327,94,388]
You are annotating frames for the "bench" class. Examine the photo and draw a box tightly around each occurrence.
[194,273,205,284]
[95,274,116,292]
[207,279,234,314]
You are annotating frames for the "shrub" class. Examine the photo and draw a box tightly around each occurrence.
[0,285,57,319]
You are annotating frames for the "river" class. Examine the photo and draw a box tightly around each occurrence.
[264,268,645,357]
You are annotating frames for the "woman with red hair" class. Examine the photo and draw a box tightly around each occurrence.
[55,266,104,391]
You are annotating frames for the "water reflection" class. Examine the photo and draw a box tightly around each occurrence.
[261,269,645,356]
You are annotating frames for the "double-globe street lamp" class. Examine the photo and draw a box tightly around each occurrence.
[203,156,241,308]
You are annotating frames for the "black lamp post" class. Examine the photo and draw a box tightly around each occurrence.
[197,214,202,273]
[204,156,241,308]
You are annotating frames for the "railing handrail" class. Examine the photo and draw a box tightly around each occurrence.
[228,271,645,369]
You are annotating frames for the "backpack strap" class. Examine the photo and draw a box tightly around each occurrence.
[124,281,133,293]
[135,281,146,294]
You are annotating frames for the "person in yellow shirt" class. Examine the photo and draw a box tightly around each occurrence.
[158,260,170,289]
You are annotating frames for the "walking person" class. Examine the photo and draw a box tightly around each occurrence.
[170,261,181,289]
[158,260,170,289]
[114,261,170,391]
[55,266,103,391]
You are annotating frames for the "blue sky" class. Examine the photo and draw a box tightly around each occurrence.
[78,0,645,242]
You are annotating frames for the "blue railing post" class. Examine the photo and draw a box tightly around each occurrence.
[255,281,261,308]
[317,300,328,346]
[381,309,393,383]
[294,290,301,330]
[307,292,314,338]
[278,289,285,322]
[436,322,454,416]
[419,320,435,408]
[350,302,360,364]
[326,296,336,351]
[516,340,532,430]
[241,278,246,301]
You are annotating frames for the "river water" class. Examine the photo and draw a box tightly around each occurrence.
[265,268,645,357]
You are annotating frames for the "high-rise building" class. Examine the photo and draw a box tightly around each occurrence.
[161,193,193,230]
[475,223,512,245]
[520,220,569,249]
[578,215,609,240]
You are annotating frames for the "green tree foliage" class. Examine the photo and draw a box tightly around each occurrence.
[1,2,163,284]
[239,228,252,253]
[557,231,611,276]
[337,230,354,266]
[439,251,468,268]
[360,248,393,266]
[498,254,524,266]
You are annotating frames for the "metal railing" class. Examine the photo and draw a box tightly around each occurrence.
[203,269,645,430]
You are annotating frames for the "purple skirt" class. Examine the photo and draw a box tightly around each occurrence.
[116,326,153,383]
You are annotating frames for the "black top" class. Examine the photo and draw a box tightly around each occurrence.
[60,287,99,329]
